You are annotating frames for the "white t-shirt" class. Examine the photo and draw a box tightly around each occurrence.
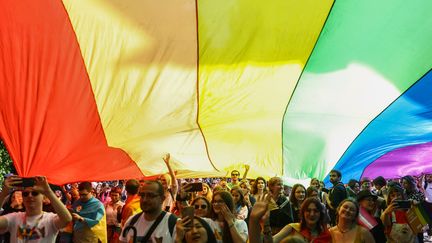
[204,218,248,243]
[119,212,176,243]
[425,182,432,203]
[3,212,59,243]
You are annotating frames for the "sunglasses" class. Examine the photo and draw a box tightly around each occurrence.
[22,191,40,197]
[194,204,207,210]
[231,173,239,176]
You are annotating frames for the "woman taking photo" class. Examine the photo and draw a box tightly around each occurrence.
[329,198,375,243]
[380,184,415,243]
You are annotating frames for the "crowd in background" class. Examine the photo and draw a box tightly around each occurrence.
[0,155,431,242]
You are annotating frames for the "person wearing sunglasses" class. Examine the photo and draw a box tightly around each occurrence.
[0,175,72,242]
[192,196,211,218]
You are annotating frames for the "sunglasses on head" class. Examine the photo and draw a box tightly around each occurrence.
[22,191,40,197]
[194,204,207,210]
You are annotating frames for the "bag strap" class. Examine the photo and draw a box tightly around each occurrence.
[141,211,167,242]
[167,213,178,236]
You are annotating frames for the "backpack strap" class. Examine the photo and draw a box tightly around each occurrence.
[167,213,178,237]
[128,211,143,228]
[141,211,167,242]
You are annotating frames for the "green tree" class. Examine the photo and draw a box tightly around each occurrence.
[0,139,14,183]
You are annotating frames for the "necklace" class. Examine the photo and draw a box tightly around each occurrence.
[337,224,354,234]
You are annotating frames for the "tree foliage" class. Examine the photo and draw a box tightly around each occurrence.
[0,139,13,183]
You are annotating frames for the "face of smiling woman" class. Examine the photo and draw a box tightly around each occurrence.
[185,218,208,243]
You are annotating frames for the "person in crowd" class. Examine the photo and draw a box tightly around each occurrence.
[356,190,386,243]
[422,174,432,239]
[346,179,360,198]
[251,177,268,200]
[72,181,107,242]
[197,183,213,203]
[328,170,348,226]
[160,153,178,212]
[97,183,111,205]
[274,197,331,242]
[239,179,255,208]
[230,186,248,220]
[192,196,211,218]
[373,176,388,201]
[218,179,230,191]
[360,177,374,193]
[119,180,178,243]
[175,216,217,243]
[310,178,327,205]
[0,176,72,243]
[319,181,329,194]
[329,198,375,243]
[380,184,415,243]
[402,175,425,204]
[423,174,432,203]
[105,186,124,242]
[228,165,250,189]
[120,179,141,226]
[0,190,25,242]
[289,184,306,223]
[401,175,425,243]
[306,187,330,224]
[208,191,248,243]
[228,170,241,189]
[248,196,331,243]
[268,177,293,234]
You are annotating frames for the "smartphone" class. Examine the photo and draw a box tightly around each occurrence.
[16,177,36,187]
[185,182,203,192]
[394,200,411,209]
[181,206,195,227]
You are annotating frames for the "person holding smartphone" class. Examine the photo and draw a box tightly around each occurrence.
[0,176,72,242]
[381,184,415,243]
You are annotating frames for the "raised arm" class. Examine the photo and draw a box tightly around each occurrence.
[248,194,272,243]
[33,176,72,229]
[163,153,178,195]
[242,164,250,180]
[0,176,18,232]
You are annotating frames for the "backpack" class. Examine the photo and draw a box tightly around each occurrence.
[126,211,177,237]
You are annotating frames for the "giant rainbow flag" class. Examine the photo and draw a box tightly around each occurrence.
[0,0,431,185]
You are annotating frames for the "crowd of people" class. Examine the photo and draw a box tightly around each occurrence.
[0,156,431,242]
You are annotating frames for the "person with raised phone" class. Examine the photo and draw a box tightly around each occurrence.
[0,175,72,242]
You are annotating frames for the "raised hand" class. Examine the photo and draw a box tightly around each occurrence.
[175,216,192,241]
[163,153,171,165]
[250,193,271,224]
[32,176,51,194]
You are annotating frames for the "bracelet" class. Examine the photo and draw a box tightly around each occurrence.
[228,222,235,228]
[262,229,272,235]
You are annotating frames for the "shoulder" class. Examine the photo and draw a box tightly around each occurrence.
[3,212,23,221]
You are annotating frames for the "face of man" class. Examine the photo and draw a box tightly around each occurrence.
[426,174,432,183]
[22,188,43,212]
[79,189,93,203]
[329,172,340,184]
[361,181,372,191]
[231,171,239,182]
[139,183,164,214]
